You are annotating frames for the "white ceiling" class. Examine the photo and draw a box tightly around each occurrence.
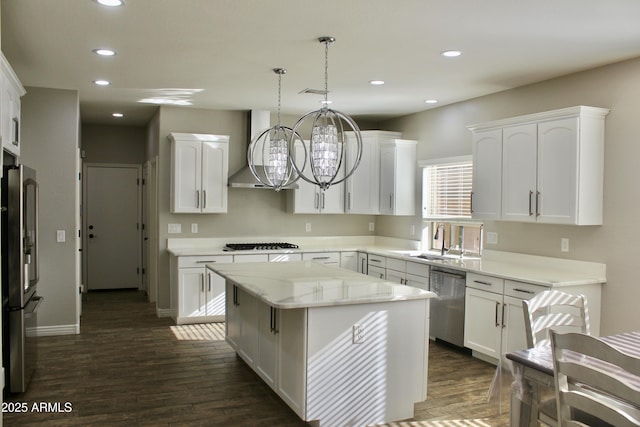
[3,0,640,126]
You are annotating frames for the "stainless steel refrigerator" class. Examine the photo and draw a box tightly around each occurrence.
[2,164,43,394]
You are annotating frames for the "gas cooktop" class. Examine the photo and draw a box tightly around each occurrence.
[223,242,299,251]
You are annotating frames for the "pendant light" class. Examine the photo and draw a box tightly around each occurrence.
[290,37,363,191]
[248,68,305,191]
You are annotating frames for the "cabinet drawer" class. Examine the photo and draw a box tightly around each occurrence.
[504,280,546,299]
[406,261,429,278]
[178,255,232,268]
[234,254,269,263]
[466,273,504,294]
[386,257,406,273]
[367,254,386,268]
[302,252,340,264]
[269,253,303,262]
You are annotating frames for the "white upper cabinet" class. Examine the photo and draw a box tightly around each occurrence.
[379,139,417,216]
[344,131,401,215]
[287,141,344,214]
[471,129,503,220]
[1,52,26,160]
[170,133,229,213]
[469,106,609,225]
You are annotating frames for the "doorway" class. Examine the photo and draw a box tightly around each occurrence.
[83,164,142,290]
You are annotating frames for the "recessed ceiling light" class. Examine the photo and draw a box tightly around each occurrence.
[441,50,462,58]
[112,113,124,118]
[369,80,385,85]
[95,0,124,6]
[93,48,116,56]
[93,79,111,86]
[425,99,438,104]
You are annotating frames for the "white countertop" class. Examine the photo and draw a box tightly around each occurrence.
[168,236,606,288]
[208,261,435,309]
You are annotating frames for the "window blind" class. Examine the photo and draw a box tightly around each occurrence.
[423,160,473,219]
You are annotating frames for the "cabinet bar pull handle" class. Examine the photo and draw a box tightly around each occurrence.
[535,191,540,217]
[513,288,535,294]
[348,192,351,210]
[370,259,382,263]
[315,193,319,209]
[322,193,325,209]
[501,303,506,329]
[474,280,492,286]
[201,273,204,292]
[528,191,534,216]
[495,302,500,327]
[196,190,200,208]
[312,256,330,260]
[470,191,474,214]
[203,190,207,209]
[389,194,393,209]
[196,260,216,263]
[208,274,211,292]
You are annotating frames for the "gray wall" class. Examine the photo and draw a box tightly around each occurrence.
[81,124,146,164]
[379,56,640,336]
[20,87,80,330]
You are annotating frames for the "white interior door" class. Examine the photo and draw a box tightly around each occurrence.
[85,164,141,290]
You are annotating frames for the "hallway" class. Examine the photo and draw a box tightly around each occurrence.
[4,290,509,426]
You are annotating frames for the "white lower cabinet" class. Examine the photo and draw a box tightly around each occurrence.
[464,273,543,362]
[339,251,358,271]
[367,256,429,289]
[172,255,232,324]
[357,252,368,274]
[302,252,340,266]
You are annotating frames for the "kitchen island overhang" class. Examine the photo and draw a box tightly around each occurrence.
[208,261,435,427]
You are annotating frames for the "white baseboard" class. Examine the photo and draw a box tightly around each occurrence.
[156,307,175,319]
[26,324,80,337]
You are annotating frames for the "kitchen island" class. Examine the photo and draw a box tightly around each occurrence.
[208,261,436,427]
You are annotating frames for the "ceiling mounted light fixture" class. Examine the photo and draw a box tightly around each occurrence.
[290,36,363,191]
[441,50,462,57]
[247,68,304,192]
[95,0,124,7]
[93,79,111,86]
[93,48,116,56]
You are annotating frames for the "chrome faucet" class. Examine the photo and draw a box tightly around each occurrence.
[433,223,448,256]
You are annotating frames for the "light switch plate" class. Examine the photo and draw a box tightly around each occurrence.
[486,232,498,245]
[56,230,66,243]
[168,223,182,234]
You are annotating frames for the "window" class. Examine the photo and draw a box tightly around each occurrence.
[421,156,473,219]
[419,156,483,257]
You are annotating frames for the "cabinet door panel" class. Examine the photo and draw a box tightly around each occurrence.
[501,124,537,222]
[464,287,502,359]
[206,271,226,320]
[502,296,528,355]
[201,142,228,213]
[225,283,240,350]
[345,136,379,214]
[179,269,206,318]
[379,144,395,215]
[256,303,278,388]
[172,140,201,213]
[471,129,502,220]
[386,269,405,284]
[537,118,578,224]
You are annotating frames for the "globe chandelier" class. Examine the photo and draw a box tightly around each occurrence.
[248,68,306,191]
[290,36,363,191]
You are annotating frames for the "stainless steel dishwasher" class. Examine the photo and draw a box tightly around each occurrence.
[429,266,467,348]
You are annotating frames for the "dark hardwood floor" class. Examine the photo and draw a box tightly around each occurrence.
[4,290,510,426]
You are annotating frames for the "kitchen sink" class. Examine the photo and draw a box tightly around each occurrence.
[413,254,446,261]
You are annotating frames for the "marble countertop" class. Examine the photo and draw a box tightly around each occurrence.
[168,236,606,288]
[208,261,436,309]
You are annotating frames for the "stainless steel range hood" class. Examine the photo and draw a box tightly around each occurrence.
[228,110,298,189]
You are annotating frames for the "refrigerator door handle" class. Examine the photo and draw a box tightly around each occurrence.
[24,296,44,319]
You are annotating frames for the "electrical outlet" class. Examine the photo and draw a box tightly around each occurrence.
[352,324,365,344]
[168,223,181,234]
[369,222,375,232]
[486,231,498,245]
[561,238,569,252]
[191,223,198,233]
[305,222,311,232]
[410,224,416,236]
